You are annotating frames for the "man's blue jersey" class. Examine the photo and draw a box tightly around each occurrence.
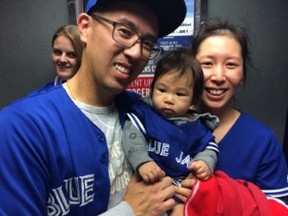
[0,84,139,215]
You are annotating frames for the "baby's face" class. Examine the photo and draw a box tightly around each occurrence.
[152,69,194,118]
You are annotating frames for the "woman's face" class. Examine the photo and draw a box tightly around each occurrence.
[52,35,78,80]
[196,35,244,111]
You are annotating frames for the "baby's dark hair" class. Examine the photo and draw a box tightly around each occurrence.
[151,48,203,105]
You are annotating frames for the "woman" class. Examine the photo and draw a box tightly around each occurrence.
[191,18,288,201]
[51,24,84,85]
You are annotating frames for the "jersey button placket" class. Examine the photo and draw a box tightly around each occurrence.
[98,135,108,165]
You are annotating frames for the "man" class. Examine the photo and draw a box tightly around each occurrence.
[0,0,187,215]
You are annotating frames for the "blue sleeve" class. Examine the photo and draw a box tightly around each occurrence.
[256,131,288,198]
[0,107,48,215]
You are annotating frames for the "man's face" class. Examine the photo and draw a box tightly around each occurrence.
[78,2,159,97]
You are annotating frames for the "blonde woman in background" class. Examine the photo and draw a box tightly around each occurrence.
[51,24,84,85]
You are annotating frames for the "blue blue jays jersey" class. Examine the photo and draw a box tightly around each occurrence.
[0,84,139,215]
[216,112,288,199]
[127,99,218,179]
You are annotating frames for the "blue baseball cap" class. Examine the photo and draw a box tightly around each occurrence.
[84,0,187,38]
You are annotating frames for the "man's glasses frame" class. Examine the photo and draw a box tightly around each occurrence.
[91,14,163,60]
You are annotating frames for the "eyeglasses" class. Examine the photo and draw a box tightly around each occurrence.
[91,14,163,60]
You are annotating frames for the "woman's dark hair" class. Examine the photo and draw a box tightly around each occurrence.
[151,48,203,105]
[192,17,254,84]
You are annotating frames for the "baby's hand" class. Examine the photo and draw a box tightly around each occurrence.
[138,161,165,183]
[190,160,212,180]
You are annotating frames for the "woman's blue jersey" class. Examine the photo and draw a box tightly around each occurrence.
[216,112,288,198]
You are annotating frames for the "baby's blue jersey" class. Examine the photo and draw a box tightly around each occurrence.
[216,112,288,198]
[128,100,218,179]
[0,84,139,215]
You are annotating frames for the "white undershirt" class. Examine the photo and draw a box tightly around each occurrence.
[74,101,132,209]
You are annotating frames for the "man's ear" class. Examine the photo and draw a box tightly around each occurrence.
[77,13,92,44]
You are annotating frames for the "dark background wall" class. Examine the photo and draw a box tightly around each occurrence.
[0,0,287,145]
[0,0,69,107]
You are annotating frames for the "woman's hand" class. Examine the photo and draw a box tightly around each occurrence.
[174,173,197,203]
[124,174,176,216]
[169,203,184,216]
